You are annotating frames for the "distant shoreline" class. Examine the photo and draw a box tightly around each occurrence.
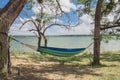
[12,34,93,37]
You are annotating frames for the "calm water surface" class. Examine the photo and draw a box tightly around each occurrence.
[10,35,120,52]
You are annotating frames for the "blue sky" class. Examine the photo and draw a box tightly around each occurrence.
[0,0,9,8]
[0,0,94,35]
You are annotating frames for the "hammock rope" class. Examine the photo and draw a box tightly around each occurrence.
[10,36,37,50]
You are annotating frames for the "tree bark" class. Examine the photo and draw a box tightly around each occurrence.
[38,36,42,47]
[0,0,26,76]
[0,21,9,77]
[93,0,103,65]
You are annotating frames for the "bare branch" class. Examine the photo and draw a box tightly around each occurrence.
[43,22,80,34]
[101,24,120,30]
[19,19,38,30]
[28,29,37,32]
[38,6,44,30]
[55,0,64,13]
[101,16,120,30]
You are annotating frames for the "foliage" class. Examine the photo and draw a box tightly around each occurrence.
[101,32,120,43]
[37,0,43,4]
[77,0,120,41]
[77,0,94,14]
[101,1,115,16]
[101,1,120,40]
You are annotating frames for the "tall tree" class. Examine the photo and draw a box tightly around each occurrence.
[77,0,120,65]
[0,0,26,76]
[19,0,79,48]
[93,0,120,65]
[93,0,103,65]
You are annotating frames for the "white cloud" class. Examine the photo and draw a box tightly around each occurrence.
[9,30,34,36]
[102,3,120,22]
[45,23,92,35]
[106,0,118,3]
[51,18,63,23]
[32,0,77,14]
[32,3,41,14]
[80,14,93,24]
[44,14,93,35]
[9,18,35,35]
[10,14,93,35]
[59,0,76,12]
[107,13,114,22]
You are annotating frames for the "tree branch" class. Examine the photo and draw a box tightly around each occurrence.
[101,17,120,30]
[19,19,38,31]
[0,0,26,24]
[101,24,120,30]
[55,0,64,13]
[43,22,80,34]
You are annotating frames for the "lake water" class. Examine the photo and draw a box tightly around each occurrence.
[10,35,120,52]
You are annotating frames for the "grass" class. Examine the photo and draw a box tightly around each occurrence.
[4,50,120,80]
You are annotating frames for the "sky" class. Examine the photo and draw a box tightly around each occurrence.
[0,0,98,35]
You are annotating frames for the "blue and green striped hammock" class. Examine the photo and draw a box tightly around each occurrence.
[10,36,92,57]
[37,46,86,57]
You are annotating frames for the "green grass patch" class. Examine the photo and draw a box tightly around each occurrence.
[101,51,120,62]
[10,50,120,63]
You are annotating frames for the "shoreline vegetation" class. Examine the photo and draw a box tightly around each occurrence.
[10,34,120,37]
[3,50,120,80]
[11,34,93,37]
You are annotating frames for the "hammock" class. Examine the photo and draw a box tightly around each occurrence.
[10,36,92,57]
[37,46,86,57]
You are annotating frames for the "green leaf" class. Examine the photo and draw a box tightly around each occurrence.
[77,0,87,3]
[35,18,40,22]
[37,0,43,4]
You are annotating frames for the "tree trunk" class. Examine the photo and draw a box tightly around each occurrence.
[43,34,47,47]
[0,21,9,77]
[0,0,26,76]
[38,36,42,47]
[93,0,103,65]
[44,38,47,47]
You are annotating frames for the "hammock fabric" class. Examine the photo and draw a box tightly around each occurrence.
[37,46,86,57]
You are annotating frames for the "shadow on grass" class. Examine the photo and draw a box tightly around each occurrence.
[7,51,120,79]
[6,63,101,80]
[30,53,90,63]
[100,51,120,62]
[29,53,120,68]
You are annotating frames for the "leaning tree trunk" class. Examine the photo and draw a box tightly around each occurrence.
[0,0,26,76]
[93,0,103,65]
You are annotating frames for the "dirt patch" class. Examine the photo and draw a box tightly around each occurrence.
[4,55,95,80]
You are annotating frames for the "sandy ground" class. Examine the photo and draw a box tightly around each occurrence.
[4,55,94,80]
